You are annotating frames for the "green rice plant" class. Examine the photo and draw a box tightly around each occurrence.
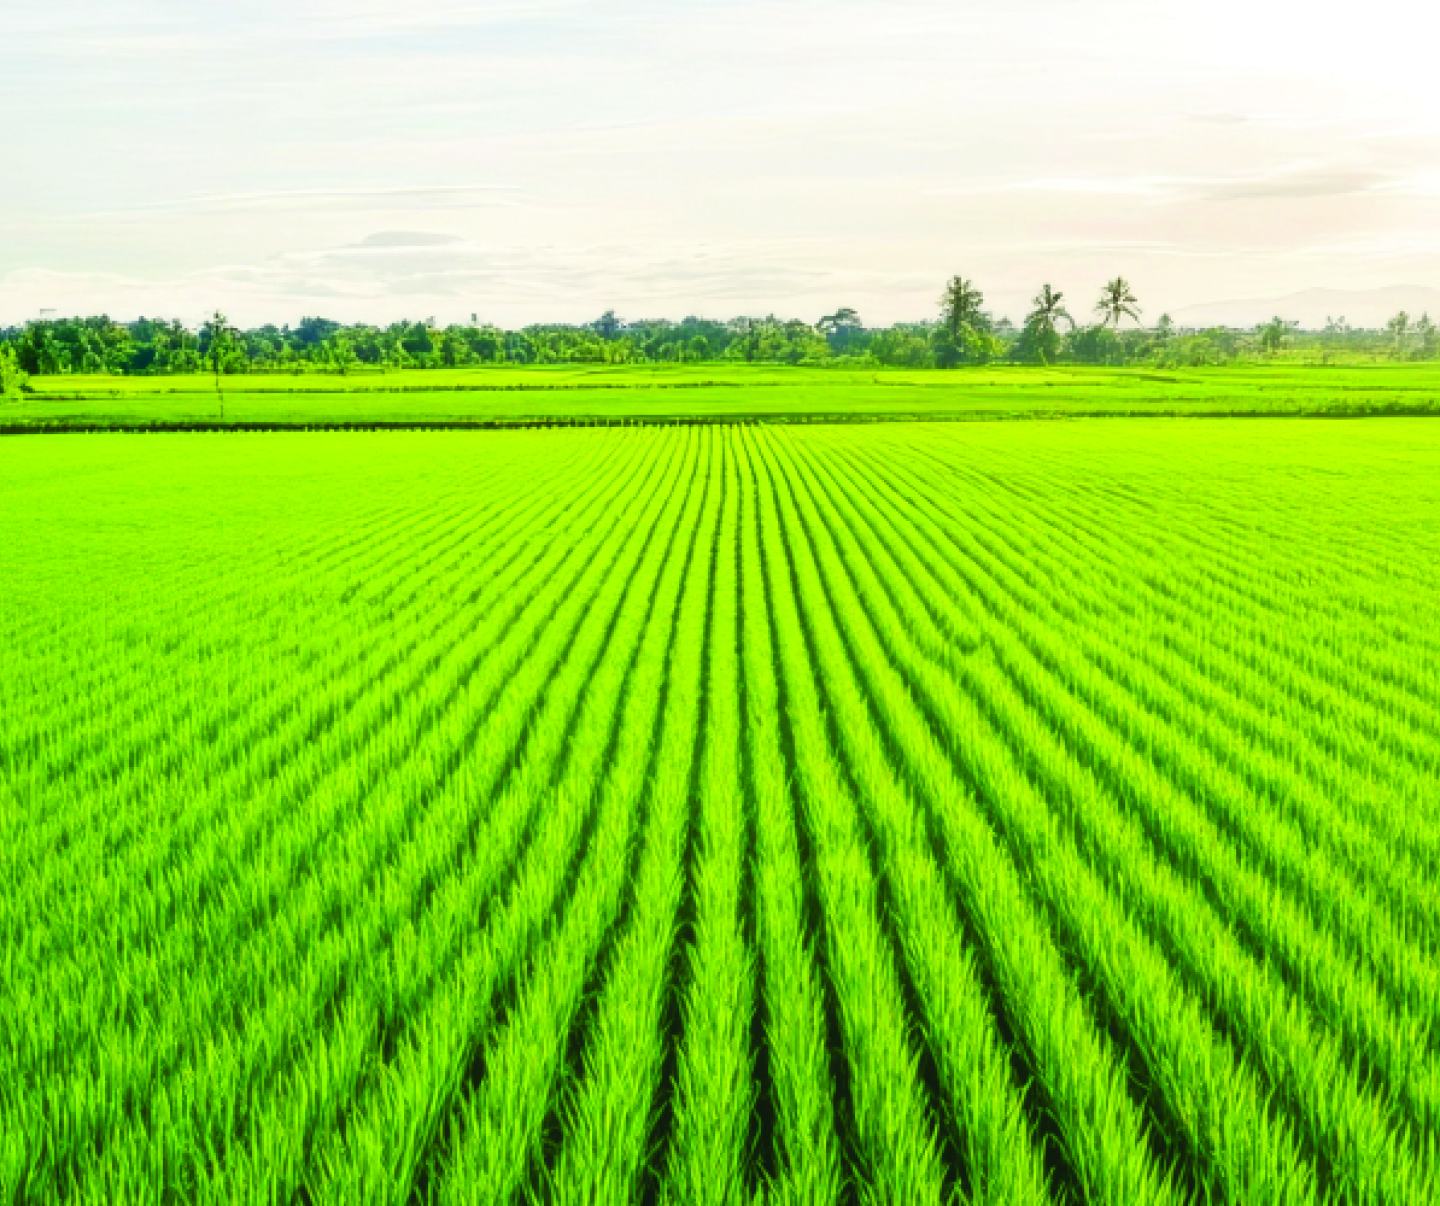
[431,433,718,1200]
[754,428,1184,1204]
[4,435,662,1196]
[754,433,1051,1205]
[740,427,952,1204]
[544,431,727,1203]
[659,433,757,1206]
[4,416,1440,1202]
[734,433,844,1206]
[788,425,1433,1199]
[835,430,1440,1043]
[298,431,706,1202]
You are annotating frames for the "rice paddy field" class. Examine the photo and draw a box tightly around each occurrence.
[3,417,1439,1202]
[5,361,1440,428]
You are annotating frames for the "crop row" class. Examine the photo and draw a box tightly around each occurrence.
[2,420,1436,1201]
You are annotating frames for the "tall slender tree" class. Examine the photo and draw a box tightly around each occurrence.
[201,310,238,421]
[1386,311,1412,359]
[1415,312,1438,359]
[1020,284,1073,364]
[1096,277,1141,328]
[935,276,991,366]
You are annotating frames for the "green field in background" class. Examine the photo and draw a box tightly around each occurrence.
[5,362,1440,428]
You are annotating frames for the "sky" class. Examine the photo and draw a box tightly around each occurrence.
[3,0,1439,328]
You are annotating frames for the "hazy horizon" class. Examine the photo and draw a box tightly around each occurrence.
[5,0,1438,329]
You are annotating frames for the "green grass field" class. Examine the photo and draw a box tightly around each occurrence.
[5,361,1440,428]
[3,417,1437,1201]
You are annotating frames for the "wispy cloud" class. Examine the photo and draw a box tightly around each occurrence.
[928,165,1396,204]
[354,231,468,249]
[92,185,522,219]
[1198,167,1390,202]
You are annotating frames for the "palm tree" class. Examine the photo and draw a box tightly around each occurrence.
[1096,277,1141,328]
[1030,284,1073,329]
[1022,284,1073,364]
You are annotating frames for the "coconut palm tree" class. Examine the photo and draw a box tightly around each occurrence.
[1021,284,1073,364]
[1096,277,1141,328]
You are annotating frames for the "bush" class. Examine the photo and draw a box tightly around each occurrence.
[0,346,29,399]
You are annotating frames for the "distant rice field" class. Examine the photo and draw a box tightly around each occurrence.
[5,361,1440,428]
[3,419,1438,1201]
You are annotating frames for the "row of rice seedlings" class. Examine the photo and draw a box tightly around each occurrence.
[935,435,1440,883]
[66,435,675,1198]
[660,433,758,1204]
[960,636,1437,1199]
[426,431,720,1201]
[741,427,952,1204]
[0,470,432,779]
[929,428,1410,686]
[0,473,477,908]
[801,430,1433,1200]
[904,427,1440,767]
[543,430,726,1202]
[0,434,565,839]
[986,608,1440,1136]
[752,432,1050,1204]
[852,431,1440,955]
[4,433,626,1049]
[4,435,675,1199]
[855,435,1440,1018]
[297,428,707,1202]
[0,440,639,1116]
[1061,453,1440,694]
[4,511,514,1190]
[734,437,843,1205]
[763,427,1188,1202]
[0,454,493,791]
[18,431,668,1197]
[952,424,1440,694]
[0,437,588,955]
[940,499,1440,1081]
[992,447,1440,761]
[767,425,1304,1202]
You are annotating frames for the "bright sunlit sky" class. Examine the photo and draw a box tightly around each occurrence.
[4,0,1439,328]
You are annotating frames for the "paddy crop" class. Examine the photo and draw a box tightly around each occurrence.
[4,361,1440,429]
[2,419,1437,1202]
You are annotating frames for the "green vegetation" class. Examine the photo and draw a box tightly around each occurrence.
[0,346,25,399]
[3,418,1437,1201]
[3,361,1439,430]
[4,279,1438,379]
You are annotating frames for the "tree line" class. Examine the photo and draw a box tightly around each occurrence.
[1,277,1436,393]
